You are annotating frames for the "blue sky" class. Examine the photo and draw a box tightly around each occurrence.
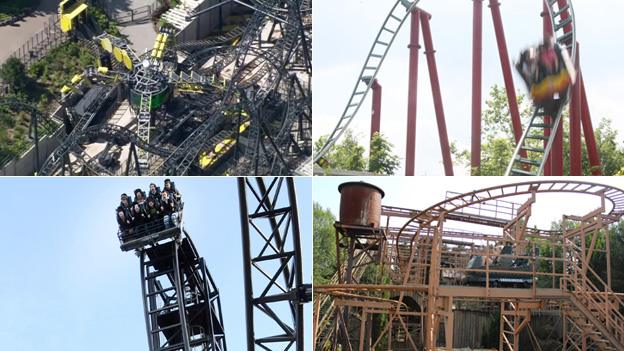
[314,0,624,175]
[313,176,624,232]
[0,176,312,351]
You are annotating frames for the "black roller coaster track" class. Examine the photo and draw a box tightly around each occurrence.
[237,177,312,351]
[31,0,310,176]
[39,123,174,176]
[154,1,311,176]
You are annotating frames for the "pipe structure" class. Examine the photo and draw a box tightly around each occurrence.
[420,11,453,176]
[489,0,524,159]
[471,0,483,174]
[570,44,582,175]
[405,9,421,176]
[370,79,382,141]
[579,73,602,175]
[237,178,255,351]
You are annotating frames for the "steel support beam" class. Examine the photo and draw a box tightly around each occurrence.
[471,0,483,174]
[569,43,582,175]
[579,71,602,175]
[370,79,382,142]
[489,0,525,163]
[420,11,453,176]
[405,10,421,176]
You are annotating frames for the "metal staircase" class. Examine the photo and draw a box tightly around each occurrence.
[506,0,577,175]
[563,244,624,351]
[137,92,153,173]
[561,207,624,351]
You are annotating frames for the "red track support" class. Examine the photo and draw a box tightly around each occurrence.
[370,79,382,141]
[405,10,421,176]
[471,0,483,174]
[420,11,454,176]
[542,1,554,175]
[580,70,602,175]
[569,43,582,175]
[489,0,525,161]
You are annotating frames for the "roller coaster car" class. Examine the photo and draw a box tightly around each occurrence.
[199,138,236,169]
[462,244,537,288]
[516,39,576,107]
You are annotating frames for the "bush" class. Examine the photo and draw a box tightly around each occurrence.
[0,57,29,91]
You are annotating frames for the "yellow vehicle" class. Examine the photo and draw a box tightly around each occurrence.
[199,138,236,169]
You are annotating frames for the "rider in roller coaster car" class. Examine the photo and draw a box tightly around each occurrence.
[116,182,183,243]
[164,179,182,205]
[148,183,162,207]
[146,196,165,232]
[161,190,179,229]
[515,37,576,113]
[116,206,134,239]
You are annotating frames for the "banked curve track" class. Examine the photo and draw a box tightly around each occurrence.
[313,0,577,177]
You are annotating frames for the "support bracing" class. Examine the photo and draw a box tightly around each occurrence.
[238,177,312,351]
[315,180,624,351]
[120,215,226,351]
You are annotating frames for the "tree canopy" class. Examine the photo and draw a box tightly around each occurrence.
[314,130,401,175]
[452,85,624,175]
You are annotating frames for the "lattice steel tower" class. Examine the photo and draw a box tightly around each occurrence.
[237,177,312,351]
[119,212,226,351]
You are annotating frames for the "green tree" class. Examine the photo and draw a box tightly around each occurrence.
[315,130,401,175]
[0,57,28,92]
[452,85,624,175]
[313,202,337,285]
[369,132,400,175]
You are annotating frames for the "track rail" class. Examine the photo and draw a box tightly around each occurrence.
[506,0,577,175]
[313,0,419,163]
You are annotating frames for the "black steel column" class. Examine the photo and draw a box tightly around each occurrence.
[237,177,256,351]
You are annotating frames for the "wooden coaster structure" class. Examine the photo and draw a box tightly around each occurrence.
[314,180,624,351]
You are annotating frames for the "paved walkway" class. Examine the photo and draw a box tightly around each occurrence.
[0,0,57,64]
[108,0,158,52]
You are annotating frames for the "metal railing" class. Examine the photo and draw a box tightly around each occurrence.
[117,209,183,247]
[90,0,160,25]
[8,14,69,68]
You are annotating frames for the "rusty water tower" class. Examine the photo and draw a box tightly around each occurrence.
[338,181,385,229]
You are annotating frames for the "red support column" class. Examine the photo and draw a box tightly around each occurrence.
[489,0,525,162]
[579,71,602,175]
[471,0,483,175]
[569,43,582,175]
[420,11,454,176]
[370,79,382,141]
[542,1,554,175]
[405,10,421,176]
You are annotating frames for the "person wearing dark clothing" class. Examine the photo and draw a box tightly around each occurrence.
[134,188,147,206]
[132,203,149,233]
[148,183,161,207]
[146,196,164,232]
[117,206,134,240]
[119,193,134,221]
[164,179,181,203]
